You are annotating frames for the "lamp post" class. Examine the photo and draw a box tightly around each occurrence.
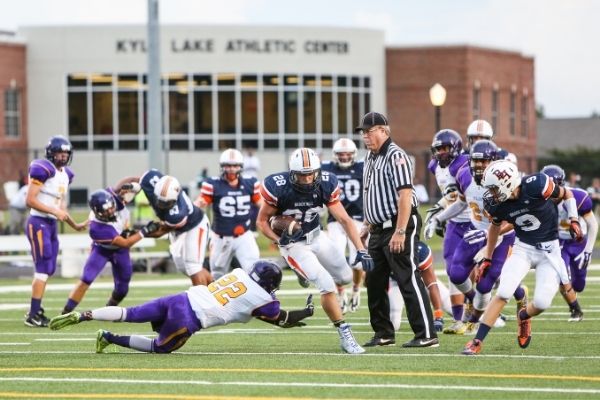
[429,83,447,133]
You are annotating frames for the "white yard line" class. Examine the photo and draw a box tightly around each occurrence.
[0,376,599,394]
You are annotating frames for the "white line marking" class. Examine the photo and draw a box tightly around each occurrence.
[0,377,599,394]
[0,343,29,346]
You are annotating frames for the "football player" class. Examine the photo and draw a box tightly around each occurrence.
[425,140,528,334]
[424,129,470,334]
[322,138,364,313]
[59,188,160,314]
[24,136,88,327]
[465,119,494,150]
[49,261,315,353]
[257,148,372,354]
[541,164,597,321]
[462,160,583,355]
[196,149,261,279]
[116,170,211,286]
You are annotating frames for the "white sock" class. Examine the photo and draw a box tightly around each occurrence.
[128,335,154,352]
[92,306,127,321]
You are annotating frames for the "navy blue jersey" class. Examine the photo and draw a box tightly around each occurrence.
[200,176,260,236]
[261,171,341,235]
[485,173,558,245]
[322,160,364,222]
[140,169,205,232]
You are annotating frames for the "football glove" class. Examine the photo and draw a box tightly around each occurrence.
[443,184,459,202]
[120,229,136,239]
[353,250,374,273]
[140,221,161,237]
[464,229,487,245]
[424,203,443,226]
[423,216,440,241]
[574,251,592,270]
[278,228,304,247]
[476,258,492,283]
[434,317,444,332]
[569,220,584,242]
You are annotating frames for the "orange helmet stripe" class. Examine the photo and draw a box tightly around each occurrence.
[161,177,172,198]
[301,148,310,168]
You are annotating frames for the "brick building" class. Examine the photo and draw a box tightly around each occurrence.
[0,34,28,208]
[385,45,536,198]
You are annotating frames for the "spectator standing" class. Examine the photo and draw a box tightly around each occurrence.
[357,111,438,348]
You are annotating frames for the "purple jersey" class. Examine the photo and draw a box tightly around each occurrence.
[485,173,558,245]
[200,176,260,236]
[261,171,341,235]
[557,187,594,240]
[322,160,364,222]
[140,169,205,232]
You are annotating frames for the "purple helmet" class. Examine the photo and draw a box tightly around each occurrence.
[89,189,117,222]
[45,135,73,167]
[469,139,499,185]
[249,260,282,294]
[541,164,566,187]
[431,129,462,168]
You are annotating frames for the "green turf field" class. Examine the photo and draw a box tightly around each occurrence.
[1,265,600,400]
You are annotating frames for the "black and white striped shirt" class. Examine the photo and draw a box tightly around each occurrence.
[363,138,418,224]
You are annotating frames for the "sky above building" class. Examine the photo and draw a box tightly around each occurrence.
[0,0,596,118]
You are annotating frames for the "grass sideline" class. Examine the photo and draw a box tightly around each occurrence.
[1,267,600,399]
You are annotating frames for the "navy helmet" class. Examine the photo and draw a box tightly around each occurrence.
[89,189,117,222]
[416,241,433,268]
[469,139,499,185]
[249,260,282,294]
[45,135,73,168]
[431,129,462,168]
[541,164,566,187]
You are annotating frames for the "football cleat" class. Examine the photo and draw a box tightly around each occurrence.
[517,308,532,349]
[462,302,474,323]
[462,339,482,355]
[49,311,81,331]
[568,308,583,322]
[443,320,466,335]
[464,321,479,336]
[338,323,365,354]
[433,317,444,332]
[24,312,48,328]
[516,285,529,314]
[350,290,360,313]
[493,315,506,328]
[96,329,111,354]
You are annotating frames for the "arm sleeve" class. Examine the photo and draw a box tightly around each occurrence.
[390,151,414,190]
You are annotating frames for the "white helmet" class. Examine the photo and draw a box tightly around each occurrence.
[332,138,357,168]
[219,149,244,181]
[481,160,521,206]
[289,148,321,193]
[467,119,494,147]
[153,175,181,210]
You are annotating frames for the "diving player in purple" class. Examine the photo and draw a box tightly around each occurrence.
[462,160,583,355]
[423,129,470,334]
[49,261,314,353]
[322,138,365,313]
[117,170,211,286]
[425,140,527,334]
[541,164,597,322]
[257,148,371,354]
[59,189,161,314]
[196,149,261,279]
[24,136,87,327]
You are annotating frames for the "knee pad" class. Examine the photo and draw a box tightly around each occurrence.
[454,279,472,295]
[473,290,491,311]
[33,273,49,282]
[314,269,337,294]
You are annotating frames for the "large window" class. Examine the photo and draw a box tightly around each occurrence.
[66,72,372,151]
[509,86,516,137]
[521,89,529,137]
[491,84,499,134]
[472,81,480,121]
[4,88,21,138]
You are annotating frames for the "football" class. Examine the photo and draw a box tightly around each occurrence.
[270,215,302,236]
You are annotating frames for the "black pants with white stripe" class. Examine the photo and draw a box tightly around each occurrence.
[366,211,436,340]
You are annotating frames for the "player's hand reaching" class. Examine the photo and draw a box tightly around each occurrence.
[353,250,374,273]
[304,294,314,316]
[476,258,492,283]
[569,219,584,242]
[140,221,161,237]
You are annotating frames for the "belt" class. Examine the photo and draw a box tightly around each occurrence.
[369,219,395,233]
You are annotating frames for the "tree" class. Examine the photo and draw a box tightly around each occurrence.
[538,147,600,187]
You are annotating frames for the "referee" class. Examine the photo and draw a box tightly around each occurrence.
[357,111,438,348]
